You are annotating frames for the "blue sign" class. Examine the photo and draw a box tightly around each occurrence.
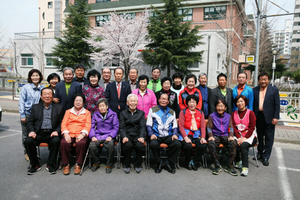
[18,83,25,87]
[280,100,289,106]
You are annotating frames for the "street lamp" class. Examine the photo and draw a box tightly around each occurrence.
[272,49,277,86]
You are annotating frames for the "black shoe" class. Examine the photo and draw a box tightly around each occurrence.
[155,162,164,174]
[187,164,193,170]
[91,164,100,172]
[193,163,200,171]
[48,164,56,175]
[263,159,269,166]
[134,166,141,173]
[164,163,176,174]
[254,154,263,161]
[105,166,112,174]
[224,166,238,176]
[27,165,41,175]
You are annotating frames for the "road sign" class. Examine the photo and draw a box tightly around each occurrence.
[280,100,289,106]
[246,55,254,64]
[7,80,15,82]
[279,93,288,97]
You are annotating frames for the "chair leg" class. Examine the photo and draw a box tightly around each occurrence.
[117,143,121,169]
[148,143,151,169]
[145,143,148,169]
[80,148,90,176]
[252,146,259,168]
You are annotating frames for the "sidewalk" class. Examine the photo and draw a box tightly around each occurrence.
[1,98,300,144]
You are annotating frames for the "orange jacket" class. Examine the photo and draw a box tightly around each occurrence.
[61,108,91,138]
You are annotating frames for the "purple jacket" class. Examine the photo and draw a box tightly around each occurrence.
[210,112,230,137]
[89,108,119,140]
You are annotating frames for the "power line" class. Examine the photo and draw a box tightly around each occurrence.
[267,0,289,14]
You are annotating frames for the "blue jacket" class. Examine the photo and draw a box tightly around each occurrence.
[232,84,254,111]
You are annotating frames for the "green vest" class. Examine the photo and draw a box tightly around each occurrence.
[147,79,162,92]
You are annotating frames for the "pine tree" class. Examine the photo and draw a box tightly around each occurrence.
[52,0,92,71]
[143,0,204,77]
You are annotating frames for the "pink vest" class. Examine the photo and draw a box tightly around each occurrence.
[233,109,250,138]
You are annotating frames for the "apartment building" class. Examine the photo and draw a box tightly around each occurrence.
[289,0,300,71]
[273,19,293,56]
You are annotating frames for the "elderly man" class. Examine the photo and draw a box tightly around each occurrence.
[120,94,146,174]
[99,67,112,91]
[105,67,131,118]
[147,93,181,174]
[197,73,211,119]
[125,68,139,91]
[55,67,82,111]
[253,72,280,166]
[73,63,89,87]
[24,88,64,175]
[147,67,162,92]
[232,72,253,111]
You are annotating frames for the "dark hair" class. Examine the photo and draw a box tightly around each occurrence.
[138,75,149,84]
[233,95,249,107]
[114,67,124,74]
[130,68,138,74]
[217,73,227,81]
[185,74,197,84]
[87,69,101,81]
[152,67,161,73]
[237,72,247,79]
[172,72,184,81]
[41,87,54,96]
[161,77,172,86]
[47,73,61,83]
[28,69,43,83]
[186,94,199,105]
[258,72,270,80]
[73,93,86,104]
[215,99,227,108]
[75,63,86,70]
[158,92,170,101]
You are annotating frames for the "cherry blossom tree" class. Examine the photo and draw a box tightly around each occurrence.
[87,10,149,80]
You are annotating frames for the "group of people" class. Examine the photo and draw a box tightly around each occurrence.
[19,64,280,177]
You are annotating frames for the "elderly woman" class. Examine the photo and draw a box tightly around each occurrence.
[155,77,179,118]
[207,99,237,176]
[231,95,257,177]
[132,75,157,118]
[179,74,202,110]
[60,94,91,175]
[171,72,184,100]
[89,98,119,174]
[82,69,105,115]
[178,94,207,171]
[19,69,44,161]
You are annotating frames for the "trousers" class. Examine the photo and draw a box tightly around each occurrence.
[122,136,144,168]
[60,137,88,165]
[89,139,115,167]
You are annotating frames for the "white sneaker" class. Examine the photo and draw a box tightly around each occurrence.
[241,167,248,177]
[235,161,242,169]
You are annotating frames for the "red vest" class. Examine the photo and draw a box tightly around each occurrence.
[183,108,202,135]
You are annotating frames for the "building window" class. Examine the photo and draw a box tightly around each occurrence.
[21,54,33,66]
[178,9,193,21]
[204,6,226,20]
[297,39,300,42]
[48,2,53,9]
[66,0,69,6]
[189,61,198,68]
[45,54,55,66]
[48,22,53,29]
[42,12,45,20]
[294,63,298,68]
[217,53,221,70]
[96,0,111,2]
[120,12,136,19]
[96,15,109,27]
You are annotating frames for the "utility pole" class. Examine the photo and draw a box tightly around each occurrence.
[207,35,211,83]
[254,0,261,87]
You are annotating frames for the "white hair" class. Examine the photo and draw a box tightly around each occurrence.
[127,93,138,101]
[63,67,74,74]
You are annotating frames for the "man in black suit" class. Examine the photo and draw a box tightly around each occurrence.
[24,88,64,175]
[55,67,82,111]
[209,73,233,115]
[253,72,280,166]
[125,68,139,91]
[73,63,90,87]
[196,73,211,119]
[105,67,132,118]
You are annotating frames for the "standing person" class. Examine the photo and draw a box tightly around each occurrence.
[125,68,139,91]
[46,73,61,91]
[19,69,45,161]
[253,72,280,166]
[232,72,254,111]
[132,75,157,118]
[99,67,112,91]
[209,73,233,115]
[73,63,89,87]
[55,67,82,112]
[105,67,131,118]
[82,69,105,115]
[119,94,146,174]
[232,95,257,176]
[60,94,91,175]
[24,88,64,175]
[196,73,211,119]
[170,72,185,100]
[147,67,162,92]
[155,77,179,118]
[178,74,202,110]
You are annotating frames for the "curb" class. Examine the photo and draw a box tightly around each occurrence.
[2,109,19,114]
[275,138,300,145]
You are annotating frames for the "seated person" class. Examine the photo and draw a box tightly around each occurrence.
[24,88,64,175]
[146,93,181,174]
[89,98,119,174]
[232,95,257,177]
[178,94,207,171]
[60,94,91,175]
[120,94,146,174]
[207,99,237,176]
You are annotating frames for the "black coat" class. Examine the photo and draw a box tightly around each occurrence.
[209,87,233,115]
[196,85,212,116]
[55,81,82,111]
[155,89,179,118]
[124,80,139,90]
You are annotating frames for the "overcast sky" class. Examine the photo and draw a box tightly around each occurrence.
[0,0,296,47]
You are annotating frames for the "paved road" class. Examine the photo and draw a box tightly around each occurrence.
[0,112,300,200]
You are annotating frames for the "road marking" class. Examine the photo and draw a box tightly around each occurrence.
[0,128,22,132]
[0,132,20,139]
[276,147,294,200]
[278,166,300,172]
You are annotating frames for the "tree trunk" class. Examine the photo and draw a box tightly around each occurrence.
[167,65,170,77]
